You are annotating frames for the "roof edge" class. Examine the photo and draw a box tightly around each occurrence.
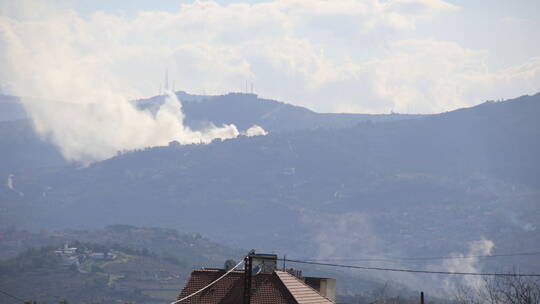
[274,270,335,304]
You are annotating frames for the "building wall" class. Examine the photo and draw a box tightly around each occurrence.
[304,277,336,302]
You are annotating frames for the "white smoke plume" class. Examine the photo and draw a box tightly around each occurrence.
[6,174,14,191]
[303,211,497,297]
[6,173,23,196]
[243,125,268,137]
[18,91,241,164]
[0,6,266,164]
[301,211,382,259]
[383,239,496,297]
[438,239,494,293]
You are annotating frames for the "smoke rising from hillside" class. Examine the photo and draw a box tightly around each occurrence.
[303,211,496,296]
[0,9,269,164]
[243,125,268,137]
[439,239,494,292]
[19,92,242,163]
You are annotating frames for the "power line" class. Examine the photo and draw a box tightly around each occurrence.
[297,251,540,263]
[283,258,540,277]
[0,288,25,303]
[171,256,245,304]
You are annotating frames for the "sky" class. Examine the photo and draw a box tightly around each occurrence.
[0,0,539,114]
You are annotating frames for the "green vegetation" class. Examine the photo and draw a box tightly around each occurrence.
[107,274,121,287]
[0,242,189,304]
[0,246,60,275]
[0,225,245,303]
[0,225,242,265]
[100,252,134,267]
[1,92,540,302]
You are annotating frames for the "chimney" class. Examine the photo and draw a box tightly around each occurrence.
[303,277,336,302]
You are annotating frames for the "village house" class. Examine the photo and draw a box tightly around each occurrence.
[54,243,79,267]
[54,243,117,267]
[176,252,336,304]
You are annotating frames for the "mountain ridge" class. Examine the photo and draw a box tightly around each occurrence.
[136,91,426,133]
[2,92,538,265]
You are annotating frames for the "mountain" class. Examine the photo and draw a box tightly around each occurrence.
[0,95,68,175]
[0,91,419,175]
[0,91,424,230]
[2,92,539,282]
[0,119,67,175]
[136,91,424,132]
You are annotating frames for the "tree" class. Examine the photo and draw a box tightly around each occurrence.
[224,259,237,270]
[455,275,540,304]
[368,282,408,304]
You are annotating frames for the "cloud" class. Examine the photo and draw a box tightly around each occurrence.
[0,0,539,162]
[370,40,540,113]
[0,0,461,106]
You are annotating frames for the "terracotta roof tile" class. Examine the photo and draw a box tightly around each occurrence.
[177,268,297,304]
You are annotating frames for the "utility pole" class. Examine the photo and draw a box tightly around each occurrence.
[243,250,255,304]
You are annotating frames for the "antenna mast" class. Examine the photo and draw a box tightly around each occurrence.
[164,68,169,92]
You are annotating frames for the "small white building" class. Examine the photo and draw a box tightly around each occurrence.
[55,243,77,257]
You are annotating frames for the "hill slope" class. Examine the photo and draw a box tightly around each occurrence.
[0,91,419,175]
[3,93,539,277]
[136,91,424,132]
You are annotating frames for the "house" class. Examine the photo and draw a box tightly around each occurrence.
[176,253,335,304]
[54,243,77,256]
[54,243,79,267]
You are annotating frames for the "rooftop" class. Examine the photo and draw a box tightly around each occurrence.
[177,268,334,304]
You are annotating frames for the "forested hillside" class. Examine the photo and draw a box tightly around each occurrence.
[1,93,538,277]
[137,91,424,132]
[0,225,244,303]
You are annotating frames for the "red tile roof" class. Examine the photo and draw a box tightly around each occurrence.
[176,269,334,304]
